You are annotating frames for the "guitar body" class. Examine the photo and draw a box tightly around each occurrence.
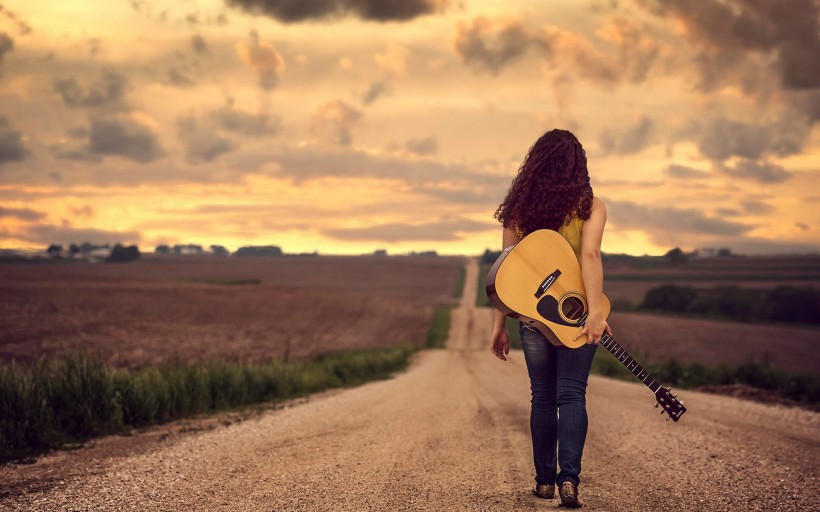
[486,229,610,349]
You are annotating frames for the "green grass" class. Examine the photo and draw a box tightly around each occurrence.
[453,264,466,300]
[426,306,452,348]
[591,349,820,409]
[0,346,416,463]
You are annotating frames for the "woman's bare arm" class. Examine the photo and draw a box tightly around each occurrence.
[490,227,520,360]
[574,196,612,344]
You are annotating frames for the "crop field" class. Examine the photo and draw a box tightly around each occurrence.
[0,256,463,369]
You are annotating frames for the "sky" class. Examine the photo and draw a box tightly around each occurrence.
[0,0,818,256]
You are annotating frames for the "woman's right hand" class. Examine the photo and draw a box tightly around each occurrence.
[490,326,510,361]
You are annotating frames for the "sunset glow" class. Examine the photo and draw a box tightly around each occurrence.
[1,0,818,255]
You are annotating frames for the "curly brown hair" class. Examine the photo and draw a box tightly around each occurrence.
[494,129,593,236]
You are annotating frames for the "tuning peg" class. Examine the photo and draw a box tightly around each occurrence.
[673,394,678,398]
[654,403,659,408]
[660,410,665,415]
[666,417,671,421]
[680,400,685,406]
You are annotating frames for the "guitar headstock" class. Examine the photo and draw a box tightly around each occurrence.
[654,387,687,422]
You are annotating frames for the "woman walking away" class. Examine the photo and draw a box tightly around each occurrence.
[489,129,611,508]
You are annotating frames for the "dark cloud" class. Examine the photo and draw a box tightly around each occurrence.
[224,0,446,23]
[212,101,279,136]
[598,115,653,155]
[322,217,492,242]
[452,17,542,74]
[362,81,391,105]
[664,164,710,179]
[0,206,44,221]
[20,224,141,246]
[607,199,753,237]
[70,204,94,217]
[0,32,13,66]
[191,34,209,54]
[54,72,130,109]
[404,136,438,156]
[0,116,27,163]
[311,100,362,146]
[715,208,740,217]
[168,67,196,87]
[796,222,810,231]
[235,30,284,90]
[176,115,238,163]
[694,118,807,161]
[715,159,792,184]
[88,116,165,163]
[636,0,820,91]
[741,199,775,215]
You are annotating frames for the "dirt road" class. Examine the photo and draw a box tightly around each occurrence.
[2,259,818,511]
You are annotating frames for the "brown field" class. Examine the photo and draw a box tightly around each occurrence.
[0,255,463,369]
[608,311,818,374]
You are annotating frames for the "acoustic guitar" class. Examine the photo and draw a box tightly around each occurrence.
[485,229,687,422]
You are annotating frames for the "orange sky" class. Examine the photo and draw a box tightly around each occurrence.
[0,0,818,255]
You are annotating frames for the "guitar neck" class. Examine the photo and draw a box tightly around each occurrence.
[598,333,661,393]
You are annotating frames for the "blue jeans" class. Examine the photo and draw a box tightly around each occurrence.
[520,324,597,487]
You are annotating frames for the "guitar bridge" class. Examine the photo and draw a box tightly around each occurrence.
[534,269,561,298]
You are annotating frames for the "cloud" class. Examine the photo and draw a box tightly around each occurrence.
[0,4,32,35]
[88,115,165,163]
[235,30,285,90]
[741,199,775,214]
[0,206,44,221]
[694,118,807,161]
[311,100,362,146]
[664,164,710,179]
[322,217,492,242]
[167,67,196,88]
[191,34,208,54]
[362,81,391,105]
[54,72,130,109]
[452,17,542,74]
[636,0,820,91]
[223,0,447,23]
[595,16,662,83]
[404,136,438,156]
[212,100,279,137]
[607,199,753,237]
[714,159,792,184]
[176,115,238,163]
[0,32,13,66]
[19,224,141,246]
[0,116,27,163]
[599,115,653,155]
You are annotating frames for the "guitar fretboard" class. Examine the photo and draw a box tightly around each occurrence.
[598,333,660,393]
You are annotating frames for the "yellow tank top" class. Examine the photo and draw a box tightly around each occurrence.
[557,216,584,263]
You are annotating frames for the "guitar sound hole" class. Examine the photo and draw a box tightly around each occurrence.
[561,296,585,321]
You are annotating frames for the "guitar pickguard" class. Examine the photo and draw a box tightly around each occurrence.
[536,295,584,327]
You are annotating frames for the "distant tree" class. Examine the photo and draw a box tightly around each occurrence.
[373,249,387,257]
[762,286,819,324]
[210,244,230,256]
[69,243,80,255]
[155,244,170,254]
[717,248,732,257]
[46,244,62,257]
[640,284,697,312]
[234,245,283,257]
[107,244,141,262]
[80,242,95,253]
[664,247,688,263]
[481,249,502,264]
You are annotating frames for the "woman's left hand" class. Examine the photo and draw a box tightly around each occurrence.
[573,315,612,345]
